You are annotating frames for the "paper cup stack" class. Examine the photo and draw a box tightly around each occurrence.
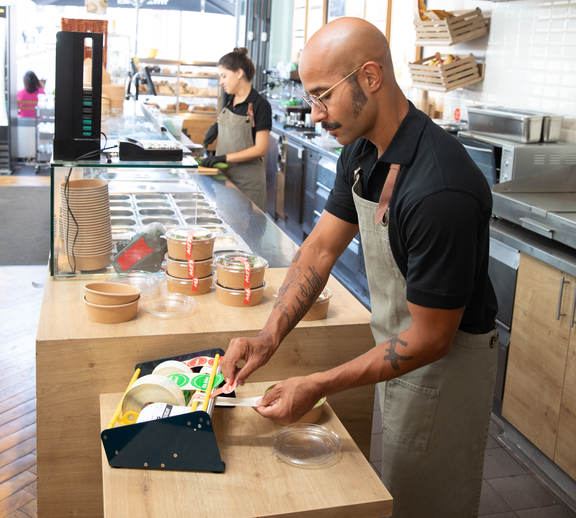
[60,179,112,271]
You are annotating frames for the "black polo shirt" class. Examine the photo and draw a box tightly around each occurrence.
[223,87,272,143]
[324,101,497,334]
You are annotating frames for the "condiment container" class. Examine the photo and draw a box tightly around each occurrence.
[215,252,268,289]
[215,280,266,307]
[84,282,141,306]
[84,295,140,324]
[165,226,215,261]
[164,253,214,280]
[302,287,332,321]
[166,271,214,296]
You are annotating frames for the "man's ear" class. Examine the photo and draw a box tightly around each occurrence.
[363,61,382,92]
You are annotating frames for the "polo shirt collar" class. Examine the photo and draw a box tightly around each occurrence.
[228,87,257,108]
[354,101,428,172]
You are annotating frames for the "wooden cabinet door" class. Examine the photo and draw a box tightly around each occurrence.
[555,326,576,479]
[502,253,572,459]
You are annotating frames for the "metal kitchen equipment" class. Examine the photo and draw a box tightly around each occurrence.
[492,164,576,250]
[466,105,563,143]
[456,131,576,186]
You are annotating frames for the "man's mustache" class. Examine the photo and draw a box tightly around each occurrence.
[322,122,342,130]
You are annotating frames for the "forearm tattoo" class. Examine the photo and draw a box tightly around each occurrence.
[274,252,325,339]
[384,335,414,370]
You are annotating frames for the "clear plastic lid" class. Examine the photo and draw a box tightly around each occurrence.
[140,293,199,319]
[106,271,162,298]
[271,424,342,468]
[165,226,213,242]
[215,279,266,293]
[215,252,268,270]
[164,253,214,264]
[165,271,214,285]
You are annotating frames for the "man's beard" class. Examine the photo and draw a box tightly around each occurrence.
[321,74,368,131]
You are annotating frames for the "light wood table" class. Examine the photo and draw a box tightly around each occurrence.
[99,382,392,518]
[36,268,376,518]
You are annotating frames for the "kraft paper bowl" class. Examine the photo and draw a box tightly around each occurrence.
[215,253,268,289]
[302,287,332,321]
[84,295,140,324]
[165,226,215,261]
[84,282,141,305]
[214,280,266,307]
[164,253,214,280]
[166,271,214,296]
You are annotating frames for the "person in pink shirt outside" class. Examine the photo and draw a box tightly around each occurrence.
[17,71,45,118]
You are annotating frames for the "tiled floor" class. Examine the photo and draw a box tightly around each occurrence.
[369,387,576,517]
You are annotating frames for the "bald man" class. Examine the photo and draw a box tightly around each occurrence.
[222,17,498,517]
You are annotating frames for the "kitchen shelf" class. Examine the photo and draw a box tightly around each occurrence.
[414,7,489,47]
[408,53,485,92]
[136,57,222,115]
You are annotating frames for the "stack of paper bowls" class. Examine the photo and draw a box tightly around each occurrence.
[60,179,112,271]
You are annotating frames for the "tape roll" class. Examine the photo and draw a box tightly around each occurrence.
[122,374,186,414]
[152,360,194,377]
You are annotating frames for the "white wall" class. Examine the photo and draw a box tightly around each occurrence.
[416,0,576,143]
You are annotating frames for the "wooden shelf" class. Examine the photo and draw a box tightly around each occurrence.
[414,8,489,47]
[409,54,485,92]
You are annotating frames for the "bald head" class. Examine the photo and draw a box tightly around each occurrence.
[300,17,392,80]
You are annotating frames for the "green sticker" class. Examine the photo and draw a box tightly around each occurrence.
[191,373,224,390]
[167,373,190,387]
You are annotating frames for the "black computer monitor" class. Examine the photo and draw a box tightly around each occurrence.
[142,66,157,96]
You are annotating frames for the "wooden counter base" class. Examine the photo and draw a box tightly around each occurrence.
[37,268,376,518]
[100,383,393,518]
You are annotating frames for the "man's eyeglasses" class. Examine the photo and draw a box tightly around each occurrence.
[302,64,382,112]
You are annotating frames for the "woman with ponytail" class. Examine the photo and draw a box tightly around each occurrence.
[201,48,271,211]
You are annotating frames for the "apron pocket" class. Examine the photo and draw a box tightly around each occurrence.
[382,378,439,451]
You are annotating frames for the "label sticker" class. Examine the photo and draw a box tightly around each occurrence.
[185,356,214,368]
[454,108,461,121]
[185,232,194,259]
[166,372,224,390]
[191,277,199,292]
[244,288,251,305]
[188,260,195,279]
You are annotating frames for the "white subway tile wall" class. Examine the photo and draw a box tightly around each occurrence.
[407,0,576,143]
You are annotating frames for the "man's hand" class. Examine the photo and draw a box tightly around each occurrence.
[200,154,227,168]
[255,375,323,424]
[220,333,278,387]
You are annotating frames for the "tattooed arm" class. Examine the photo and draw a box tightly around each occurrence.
[255,302,465,424]
[220,210,359,386]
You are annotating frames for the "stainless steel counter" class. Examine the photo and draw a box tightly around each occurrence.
[196,174,299,268]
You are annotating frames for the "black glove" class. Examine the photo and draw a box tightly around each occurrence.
[203,123,218,148]
[200,154,227,168]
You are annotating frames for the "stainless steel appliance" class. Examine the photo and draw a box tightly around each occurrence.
[456,131,576,187]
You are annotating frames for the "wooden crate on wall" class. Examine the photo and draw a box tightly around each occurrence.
[414,8,488,46]
[408,53,484,92]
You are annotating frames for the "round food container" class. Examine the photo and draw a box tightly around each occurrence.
[84,282,141,306]
[215,280,266,307]
[84,295,140,324]
[166,271,214,296]
[164,253,214,280]
[165,226,215,261]
[215,253,268,289]
[302,287,332,321]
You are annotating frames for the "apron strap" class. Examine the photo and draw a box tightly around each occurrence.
[247,103,255,127]
[374,164,402,225]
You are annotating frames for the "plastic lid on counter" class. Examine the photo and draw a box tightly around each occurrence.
[140,292,199,319]
[165,226,213,242]
[215,252,268,271]
[106,271,162,298]
[271,424,342,467]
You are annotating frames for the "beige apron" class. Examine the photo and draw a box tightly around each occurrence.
[352,165,498,518]
[216,103,267,211]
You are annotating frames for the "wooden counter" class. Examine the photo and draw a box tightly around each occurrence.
[99,382,392,518]
[36,268,376,517]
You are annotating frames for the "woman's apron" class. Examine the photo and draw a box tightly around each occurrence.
[216,104,267,211]
[352,165,498,518]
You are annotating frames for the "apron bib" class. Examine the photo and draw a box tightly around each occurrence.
[352,165,498,518]
[216,104,267,211]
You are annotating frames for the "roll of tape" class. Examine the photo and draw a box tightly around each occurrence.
[122,374,186,414]
[152,360,194,377]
